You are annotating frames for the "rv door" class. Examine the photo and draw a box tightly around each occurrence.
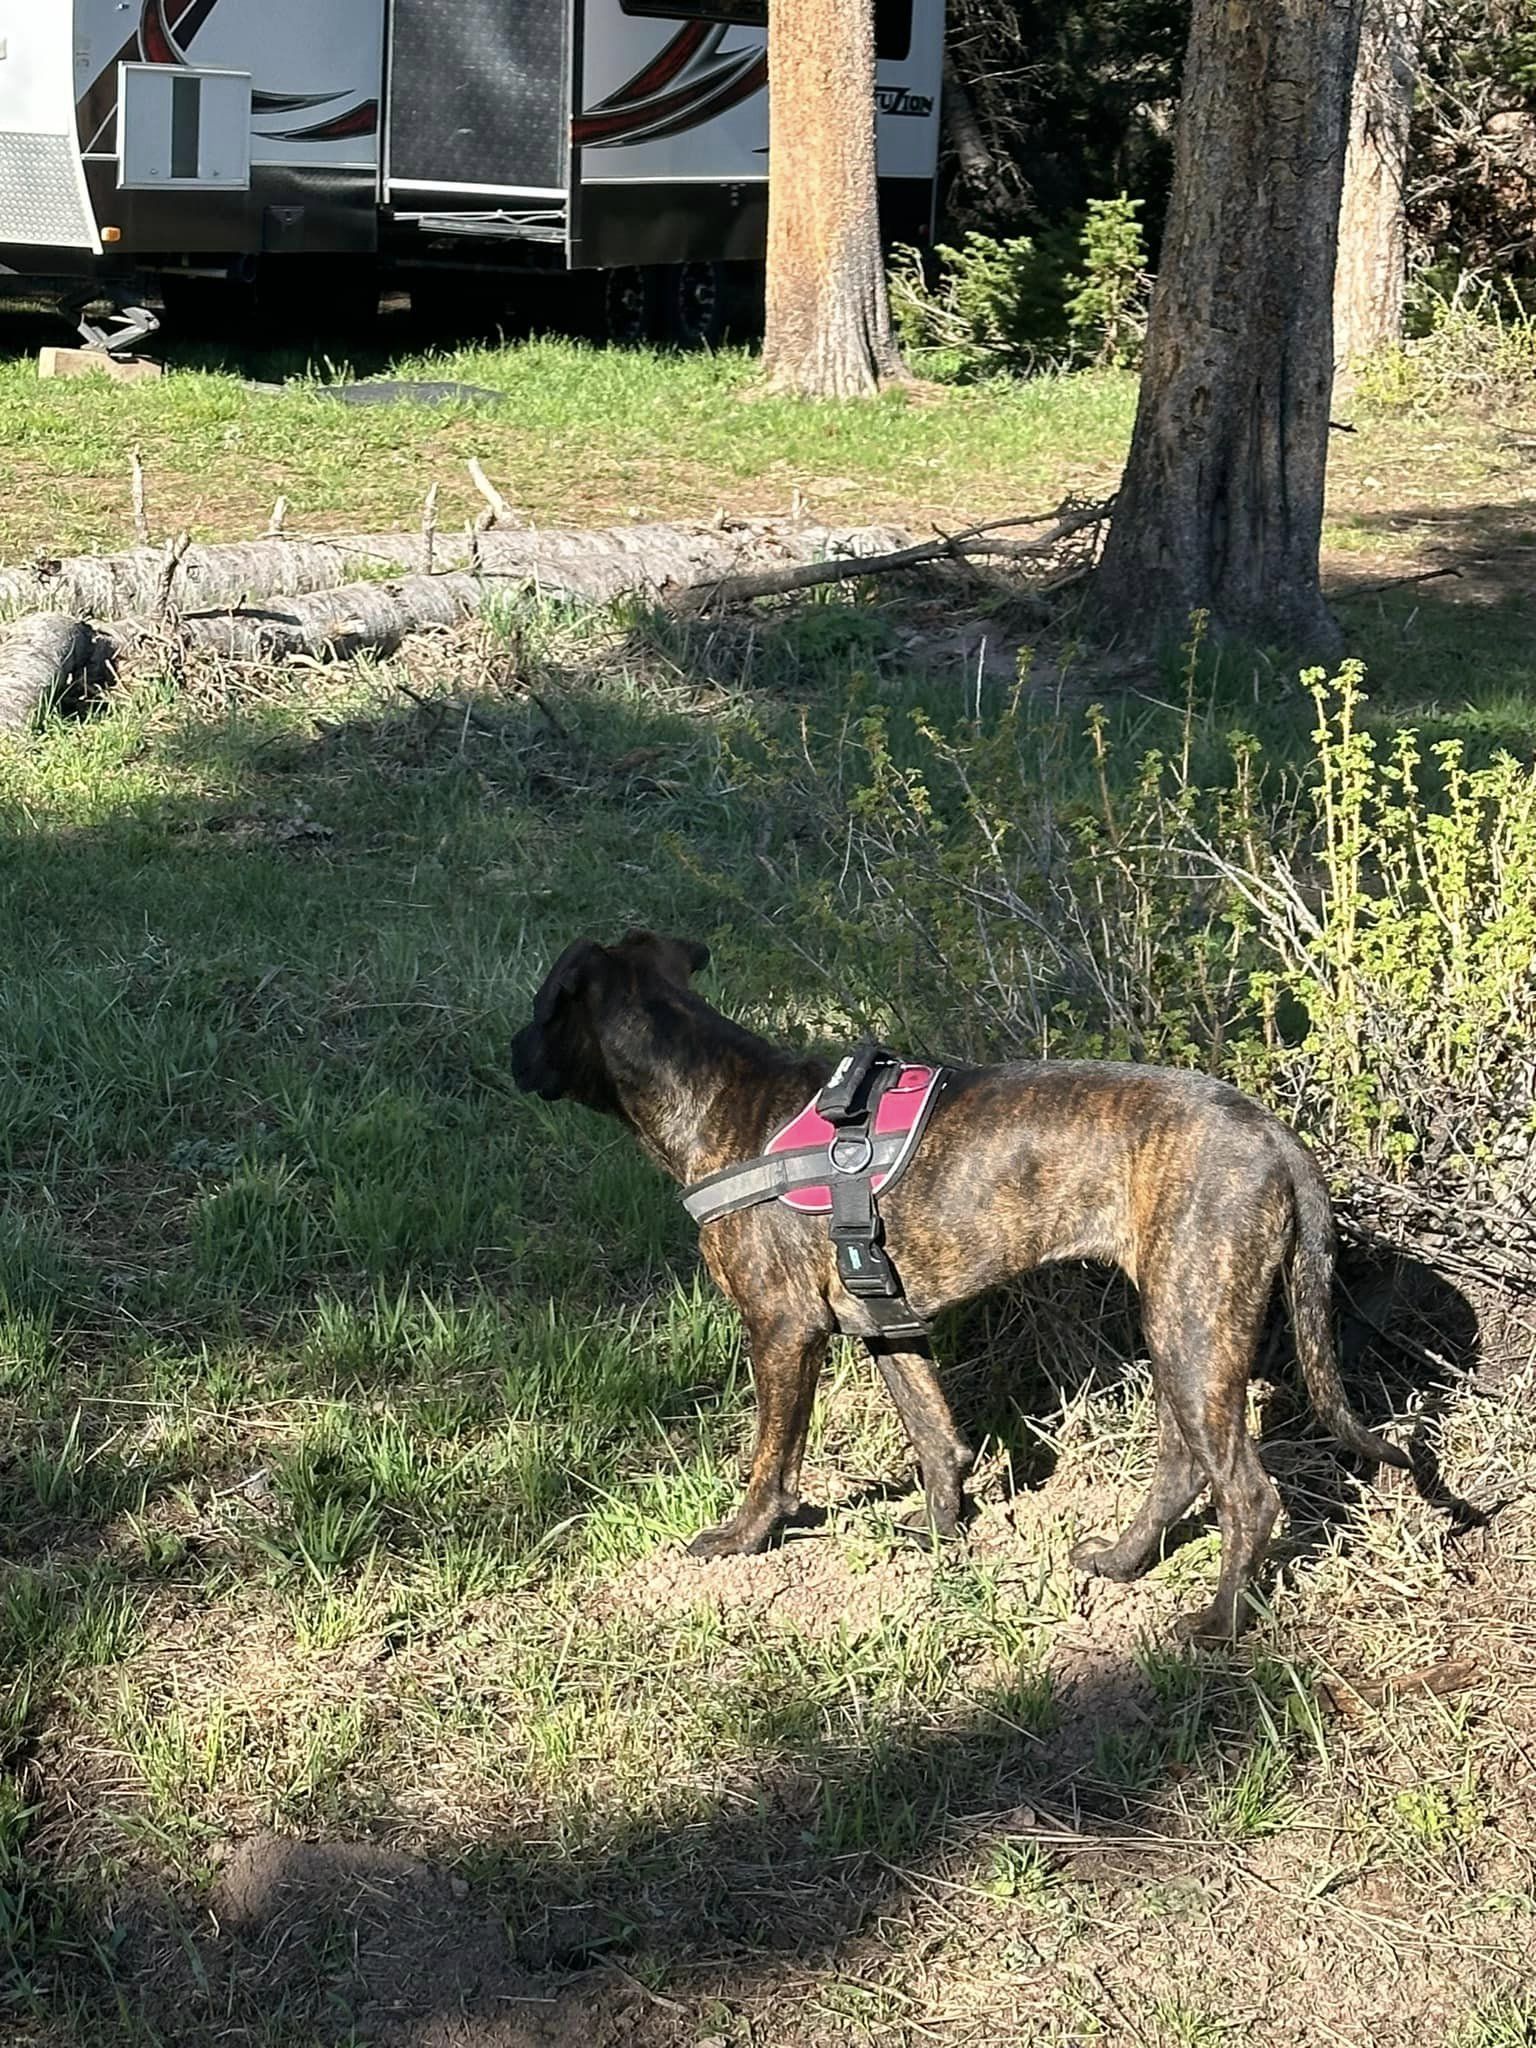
[0,7,102,258]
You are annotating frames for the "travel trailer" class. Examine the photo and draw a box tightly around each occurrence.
[0,0,944,344]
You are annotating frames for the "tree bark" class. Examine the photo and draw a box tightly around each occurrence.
[1094,0,1366,654]
[761,0,908,398]
[1334,0,1427,375]
[942,53,1002,201]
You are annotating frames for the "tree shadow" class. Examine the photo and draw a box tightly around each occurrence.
[1328,493,1536,745]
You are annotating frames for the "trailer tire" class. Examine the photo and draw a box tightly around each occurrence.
[659,262,729,351]
[601,266,660,348]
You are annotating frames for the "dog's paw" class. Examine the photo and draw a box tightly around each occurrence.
[1173,1603,1238,1649]
[687,1520,768,1561]
[1070,1536,1142,1583]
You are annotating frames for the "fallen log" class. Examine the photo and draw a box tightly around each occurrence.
[0,519,910,725]
[0,614,95,730]
[0,517,907,625]
[107,573,485,669]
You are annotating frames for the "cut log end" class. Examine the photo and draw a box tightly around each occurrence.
[0,614,95,731]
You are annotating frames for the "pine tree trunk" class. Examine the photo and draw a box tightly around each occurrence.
[761,0,908,399]
[1095,0,1366,654]
[1334,0,1426,376]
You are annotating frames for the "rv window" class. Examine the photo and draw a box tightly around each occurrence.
[617,1,915,62]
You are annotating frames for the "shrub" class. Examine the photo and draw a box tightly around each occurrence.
[1354,273,1536,410]
[889,229,1077,376]
[728,640,1536,1186]
[1064,196,1150,367]
[889,198,1149,377]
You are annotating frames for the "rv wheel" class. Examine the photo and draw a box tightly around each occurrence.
[662,262,728,351]
[602,266,658,348]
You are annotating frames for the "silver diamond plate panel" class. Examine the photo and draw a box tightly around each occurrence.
[0,131,96,249]
[390,0,568,190]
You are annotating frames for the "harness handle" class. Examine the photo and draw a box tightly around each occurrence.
[815,1039,887,1125]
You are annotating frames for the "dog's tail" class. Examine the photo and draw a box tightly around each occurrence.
[1284,1143,1410,1470]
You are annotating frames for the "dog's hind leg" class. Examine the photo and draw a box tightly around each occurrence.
[1142,1274,1282,1645]
[688,1318,828,1560]
[1070,1387,1205,1583]
[870,1345,974,1539]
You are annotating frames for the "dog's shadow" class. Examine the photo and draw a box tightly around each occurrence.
[1285,1237,1489,1550]
[915,1245,1486,1565]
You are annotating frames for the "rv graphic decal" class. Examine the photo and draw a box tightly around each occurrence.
[76,0,378,153]
[137,0,222,67]
[875,85,934,117]
[574,25,767,148]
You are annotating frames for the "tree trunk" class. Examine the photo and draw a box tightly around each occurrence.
[761,0,907,398]
[1095,0,1366,654]
[942,53,1002,202]
[1334,0,1427,376]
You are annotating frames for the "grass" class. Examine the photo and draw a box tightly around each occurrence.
[0,300,1135,557]
[0,305,1531,2045]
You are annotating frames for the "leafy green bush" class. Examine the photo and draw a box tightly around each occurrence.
[728,641,1536,1183]
[1064,196,1150,367]
[1354,274,1536,410]
[1240,665,1536,1164]
[890,229,1076,376]
[890,198,1148,377]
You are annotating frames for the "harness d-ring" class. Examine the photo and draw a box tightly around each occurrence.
[829,1131,875,1175]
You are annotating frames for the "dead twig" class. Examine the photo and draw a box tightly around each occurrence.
[130,447,150,547]
[507,667,571,742]
[1323,1656,1482,1718]
[467,458,516,531]
[156,531,192,621]
[1344,563,1464,597]
[421,483,440,576]
[678,499,1115,614]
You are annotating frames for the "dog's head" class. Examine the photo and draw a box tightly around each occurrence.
[510,930,711,1113]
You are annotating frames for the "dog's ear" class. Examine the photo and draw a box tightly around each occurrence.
[532,938,607,1027]
[616,930,709,985]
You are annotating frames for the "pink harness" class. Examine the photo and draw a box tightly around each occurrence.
[765,1064,942,1213]
[681,1044,948,1345]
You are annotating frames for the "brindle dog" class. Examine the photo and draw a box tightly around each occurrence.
[511,930,1408,1642]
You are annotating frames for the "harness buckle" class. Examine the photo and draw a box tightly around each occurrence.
[828,1130,875,1176]
[830,1227,901,1300]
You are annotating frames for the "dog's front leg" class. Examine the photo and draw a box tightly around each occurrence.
[688,1318,828,1560]
[870,1345,974,1540]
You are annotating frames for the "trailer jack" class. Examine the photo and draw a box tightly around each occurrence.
[59,287,161,360]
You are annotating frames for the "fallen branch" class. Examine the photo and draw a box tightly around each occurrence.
[0,518,906,625]
[676,499,1114,613]
[467,459,517,530]
[1342,563,1463,597]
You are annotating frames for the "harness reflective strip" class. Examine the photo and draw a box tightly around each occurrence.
[683,1134,906,1225]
